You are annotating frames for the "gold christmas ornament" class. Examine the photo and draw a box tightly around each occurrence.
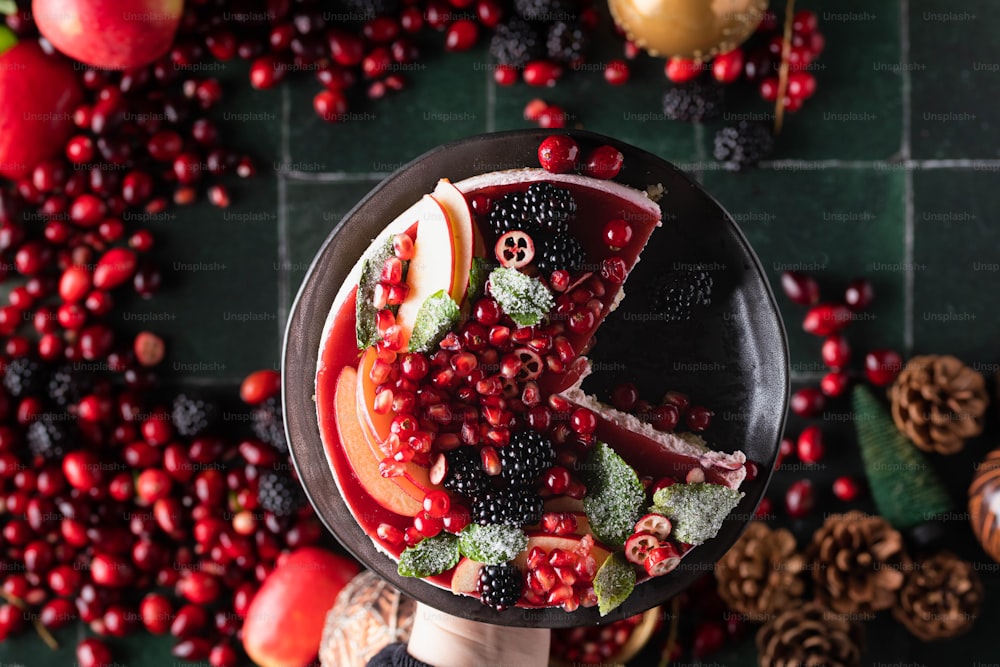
[608,0,768,60]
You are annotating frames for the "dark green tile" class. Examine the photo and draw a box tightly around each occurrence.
[913,169,1000,366]
[286,47,489,173]
[702,167,906,375]
[283,179,381,307]
[911,1,1000,159]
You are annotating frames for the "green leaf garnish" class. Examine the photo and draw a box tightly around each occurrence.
[651,482,744,545]
[458,523,527,565]
[0,26,16,56]
[581,443,645,547]
[398,534,460,578]
[593,553,636,616]
[408,290,460,353]
[465,257,491,306]
[487,267,554,327]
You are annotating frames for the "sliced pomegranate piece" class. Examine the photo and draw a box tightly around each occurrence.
[494,230,535,269]
[633,513,672,541]
[623,532,658,565]
[644,544,681,577]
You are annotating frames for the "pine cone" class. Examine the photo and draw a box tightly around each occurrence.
[892,552,983,641]
[889,354,988,454]
[807,511,911,614]
[715,522,806,618]
[756,601,864,667]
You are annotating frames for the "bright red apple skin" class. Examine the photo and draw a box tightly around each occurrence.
[0,42,83,179]
[33,0,183,70]
[243,547,361,667]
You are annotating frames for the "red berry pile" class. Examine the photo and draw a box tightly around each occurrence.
[550,611,649,664]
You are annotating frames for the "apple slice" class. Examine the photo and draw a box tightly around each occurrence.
[332,366,422,517]
[394,195,457,350]
[451,557,484,595]
[430,180,476,305]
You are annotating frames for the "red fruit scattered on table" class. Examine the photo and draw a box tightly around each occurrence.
[755,496,773,518]
[243,547,360,667]
[821,335,850,369]
[665,57,701,83]
[712,49,744,84]
[802,303,851,336]
[77,638,113,667]
[523,60,563,87]
[776,437,795,468]
[789,388,825,418]
[864,349,903,386]
[134,331,165,367]
[0,39,84,179]
[241,370,282,405]
[780,271,820,305]
[820,371,849,397]
[523,98,548,122]
[604,60,629,85]
[796,425,824,464]
[785,480,814,518]
[832,476,860,502]
[844,278,875,311]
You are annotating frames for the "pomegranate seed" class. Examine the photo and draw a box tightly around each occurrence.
[789,387,825,418]
[665,57,701,82]
[864,349,903,386]
[821,335,850,369]
[844,278,874,311]
[785,479,814,518]
[686,406,713,431]
[610,383,638,411]
[820,371,849,397]
[833,476,861,502]
[802,303,852,336]
[780,270,820,305]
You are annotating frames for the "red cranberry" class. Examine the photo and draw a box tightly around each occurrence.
[844,278,874,311]
[785,479,814,518]
[821,334,850,369]
[77,638,113,667]
[796,425,824,463]
[832,476,860,502]
[604,59,630,85]
[314,90,348,122]
[63,451,101,490]
[665,57,701,82]
[712,48,744,83]
[820,371,849,397]
[864,349,902,386]
[210,643,239,667]
[445,20,478,51]
[584,146,624,180]
[523,60,562,87]
[802,303,851,336]
[780,271,820,305]
[535,134,575,175]
[173,638,212,661]
[494,65,518,85]
[249,55,286,89]
[789,387,825,418]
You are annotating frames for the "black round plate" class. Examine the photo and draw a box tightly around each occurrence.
[282,129,789,628]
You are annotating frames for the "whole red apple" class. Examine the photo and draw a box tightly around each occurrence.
[0,32,83,180]
[32,0,183,70]
[243,547,361,667]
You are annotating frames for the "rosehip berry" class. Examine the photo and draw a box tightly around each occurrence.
[538,135,579,174]
[864,349,902,386]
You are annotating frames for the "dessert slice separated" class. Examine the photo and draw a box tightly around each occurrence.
[317,156,748,615]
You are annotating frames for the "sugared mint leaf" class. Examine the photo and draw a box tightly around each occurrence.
[408,290,460,353]
[458,524,527,565]
[593,552,635,616]
[651,482,744,545]
[398,534,460,578]
[488,267,554,327]
[581,443,645,547]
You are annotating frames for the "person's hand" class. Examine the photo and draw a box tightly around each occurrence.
[405,601,550,667]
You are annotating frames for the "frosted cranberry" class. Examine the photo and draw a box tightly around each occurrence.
[785,479,814,518]
[865,349,902,386]
[796,425,824,463]
[819,371,848,398]
[249,55,286,89]
[844,278,874,311]
[524,60,563,87]
[780,271,820,305]
[445,20,478,51]
[314,90,348,122]
[665,56,700,82]
[686,406,713,431]
[789,387,825,418]
[833,476,860,502]
[604,59,629,85]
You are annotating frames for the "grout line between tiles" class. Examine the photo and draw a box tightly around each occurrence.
[277,86,291,342]
[900,0,915,354]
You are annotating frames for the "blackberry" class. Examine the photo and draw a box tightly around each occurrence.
[489,18,543,68]
[524,183,576,234]
[713,122,775,171]
[253,397,288,453]
[471,486,543,526]
[340,0,399,18]
[662,80,724,122]
[546,21,588,64]
[26,418,71,460]
[534,233,586,275]
[47,365,92,408]
[487,192,536,236]
[443,448,488,497]
[3,358,45,398]
[514,0,576,21]
[258,469,305,517]
[651,268,714,322]
[477,562,523,611]
[171,394,218,438]
[499,430,555,487]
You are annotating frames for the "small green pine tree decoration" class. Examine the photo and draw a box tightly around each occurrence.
[852,385,954,530]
